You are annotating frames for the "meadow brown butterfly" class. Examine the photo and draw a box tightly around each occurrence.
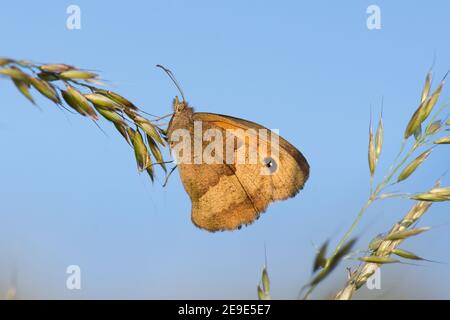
[159,66,310,232]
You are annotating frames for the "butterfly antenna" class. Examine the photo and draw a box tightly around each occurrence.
[156,65,186,102]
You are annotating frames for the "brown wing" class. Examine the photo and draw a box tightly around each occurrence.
[179,112,309,231]
[177,162,264,231]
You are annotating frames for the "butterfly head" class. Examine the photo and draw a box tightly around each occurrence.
[172,96,189,113]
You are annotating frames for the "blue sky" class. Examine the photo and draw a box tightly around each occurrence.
[0,1,449,299]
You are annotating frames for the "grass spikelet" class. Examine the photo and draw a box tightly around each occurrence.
[29,77,60,104]
[368,119,376,176]
[0,67,29,81]
[84,93,122,110]
[60,70,98,80]
[257,286,265,300]
[368,234,384,251]
[420,72,432,103]
[397,149,432,182]
[426,120,442,135]
[0,57,13,66]
[40,63,74,73]
[262,268,270,294]
[310,238,356,287]
[312,241,328,273]
[404,98,428,139]
[421,82,443,122]
[63,85,98,120]
[414,125,422,140]
[97,90,138,110]
[429,187,450,197]
[96,108,124,124]
[392,248,424,261]
[114,123,132,145]
[358,256,399,264]
[132,129,151,172]
[37,72,59,81]
[146,158,155,181]
[410,192,449,202]
[375,115,383,161]
[138,121,165,146]
[385,227,431,240]
[257,267,271,300]
[12,79,35,105]
[147,137,166,172]
[434,136,450,144]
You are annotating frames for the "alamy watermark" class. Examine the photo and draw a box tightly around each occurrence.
[366,5,381,30]
[366,268,382,290]
[66,5,81,30]
[66,265,81,290]
[170,121,280,175]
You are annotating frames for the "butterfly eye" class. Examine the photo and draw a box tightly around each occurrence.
[263,156,278,174]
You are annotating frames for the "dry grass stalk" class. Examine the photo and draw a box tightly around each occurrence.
[331,71,449,300]
[0,57,170,181]
[335,201,431,300]
[257,71,449,301]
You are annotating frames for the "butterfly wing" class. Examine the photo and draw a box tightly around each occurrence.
[179,112,309,231]
[177,161,264,231]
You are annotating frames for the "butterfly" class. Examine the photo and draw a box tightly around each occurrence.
[159,66,310,232]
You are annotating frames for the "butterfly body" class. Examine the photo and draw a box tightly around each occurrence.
[167,97,309,232]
